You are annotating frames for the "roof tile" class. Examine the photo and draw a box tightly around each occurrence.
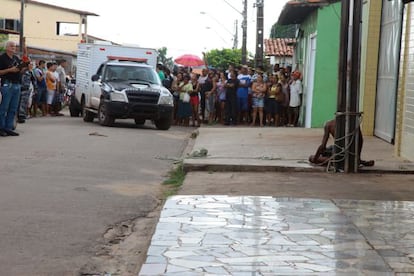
[264,38,295,57]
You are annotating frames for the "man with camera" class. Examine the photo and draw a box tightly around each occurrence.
[0,41,27,136]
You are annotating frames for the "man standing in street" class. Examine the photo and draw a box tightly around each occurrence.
[54,60,66,116]
[198,68,209,123]
[288,71,302,127]
[237,65,251,124]
[34,60,47,116]
[224,70,239,125]
[0,41,24,136]
[18,62,35,123]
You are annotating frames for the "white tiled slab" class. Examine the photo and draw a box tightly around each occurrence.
[139,196,414,275]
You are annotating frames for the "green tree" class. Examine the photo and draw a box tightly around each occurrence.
[270,23,297,38]
[0,34,8,52]
[204,48,242,71]
[157,47,173,69]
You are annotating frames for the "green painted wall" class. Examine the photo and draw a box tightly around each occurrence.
[294,3,341,127]
[311,3,341,127]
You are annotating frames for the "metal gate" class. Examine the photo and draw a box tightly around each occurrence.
[374,0,404,143]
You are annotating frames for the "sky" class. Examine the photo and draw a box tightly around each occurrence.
[37,0,287,59]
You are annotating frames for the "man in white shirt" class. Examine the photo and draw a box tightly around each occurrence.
[54,60,67,116]
[288,71,302,126]
[56,59,67,92]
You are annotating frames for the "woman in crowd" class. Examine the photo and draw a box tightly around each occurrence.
[176,74,192,126]
[265,74,284,126]
[205,71,217,125]
[171,72,183,124]
[250,73,267,127]
[279,73,290,126]
[216,71,227,124]
[189,74,200,127]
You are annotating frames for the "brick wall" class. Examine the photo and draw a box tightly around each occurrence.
[397,4,414,161]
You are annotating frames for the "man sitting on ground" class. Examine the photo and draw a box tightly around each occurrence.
[309,119,375,167]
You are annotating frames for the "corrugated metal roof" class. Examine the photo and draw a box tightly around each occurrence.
[264,38,295,57]
[277,0,337,25]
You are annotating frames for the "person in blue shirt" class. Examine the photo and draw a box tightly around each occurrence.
[236,65,251,124]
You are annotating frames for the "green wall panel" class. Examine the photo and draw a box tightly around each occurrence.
[311,3,341,127]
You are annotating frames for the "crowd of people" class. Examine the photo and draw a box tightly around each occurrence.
[1,41,377,171]
[1,39,303,137]
[0,40,68,137]
[158,61,303,128]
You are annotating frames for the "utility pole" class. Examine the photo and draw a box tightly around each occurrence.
[19,0,25,54]
[233,20,239,50]
[255,0,264,68]
[335,0,363,173]
[241,0,248,64]
[223,0,247,64]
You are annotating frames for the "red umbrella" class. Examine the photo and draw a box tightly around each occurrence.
[174,54,205,67]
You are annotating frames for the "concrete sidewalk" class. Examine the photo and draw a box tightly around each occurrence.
[183,127,414,173]
[139,127,414,275]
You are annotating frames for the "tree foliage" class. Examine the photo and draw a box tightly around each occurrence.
[270,23,297,38]
[0,34,8,52]
[157,47,173,69]
[204,48,242,71]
